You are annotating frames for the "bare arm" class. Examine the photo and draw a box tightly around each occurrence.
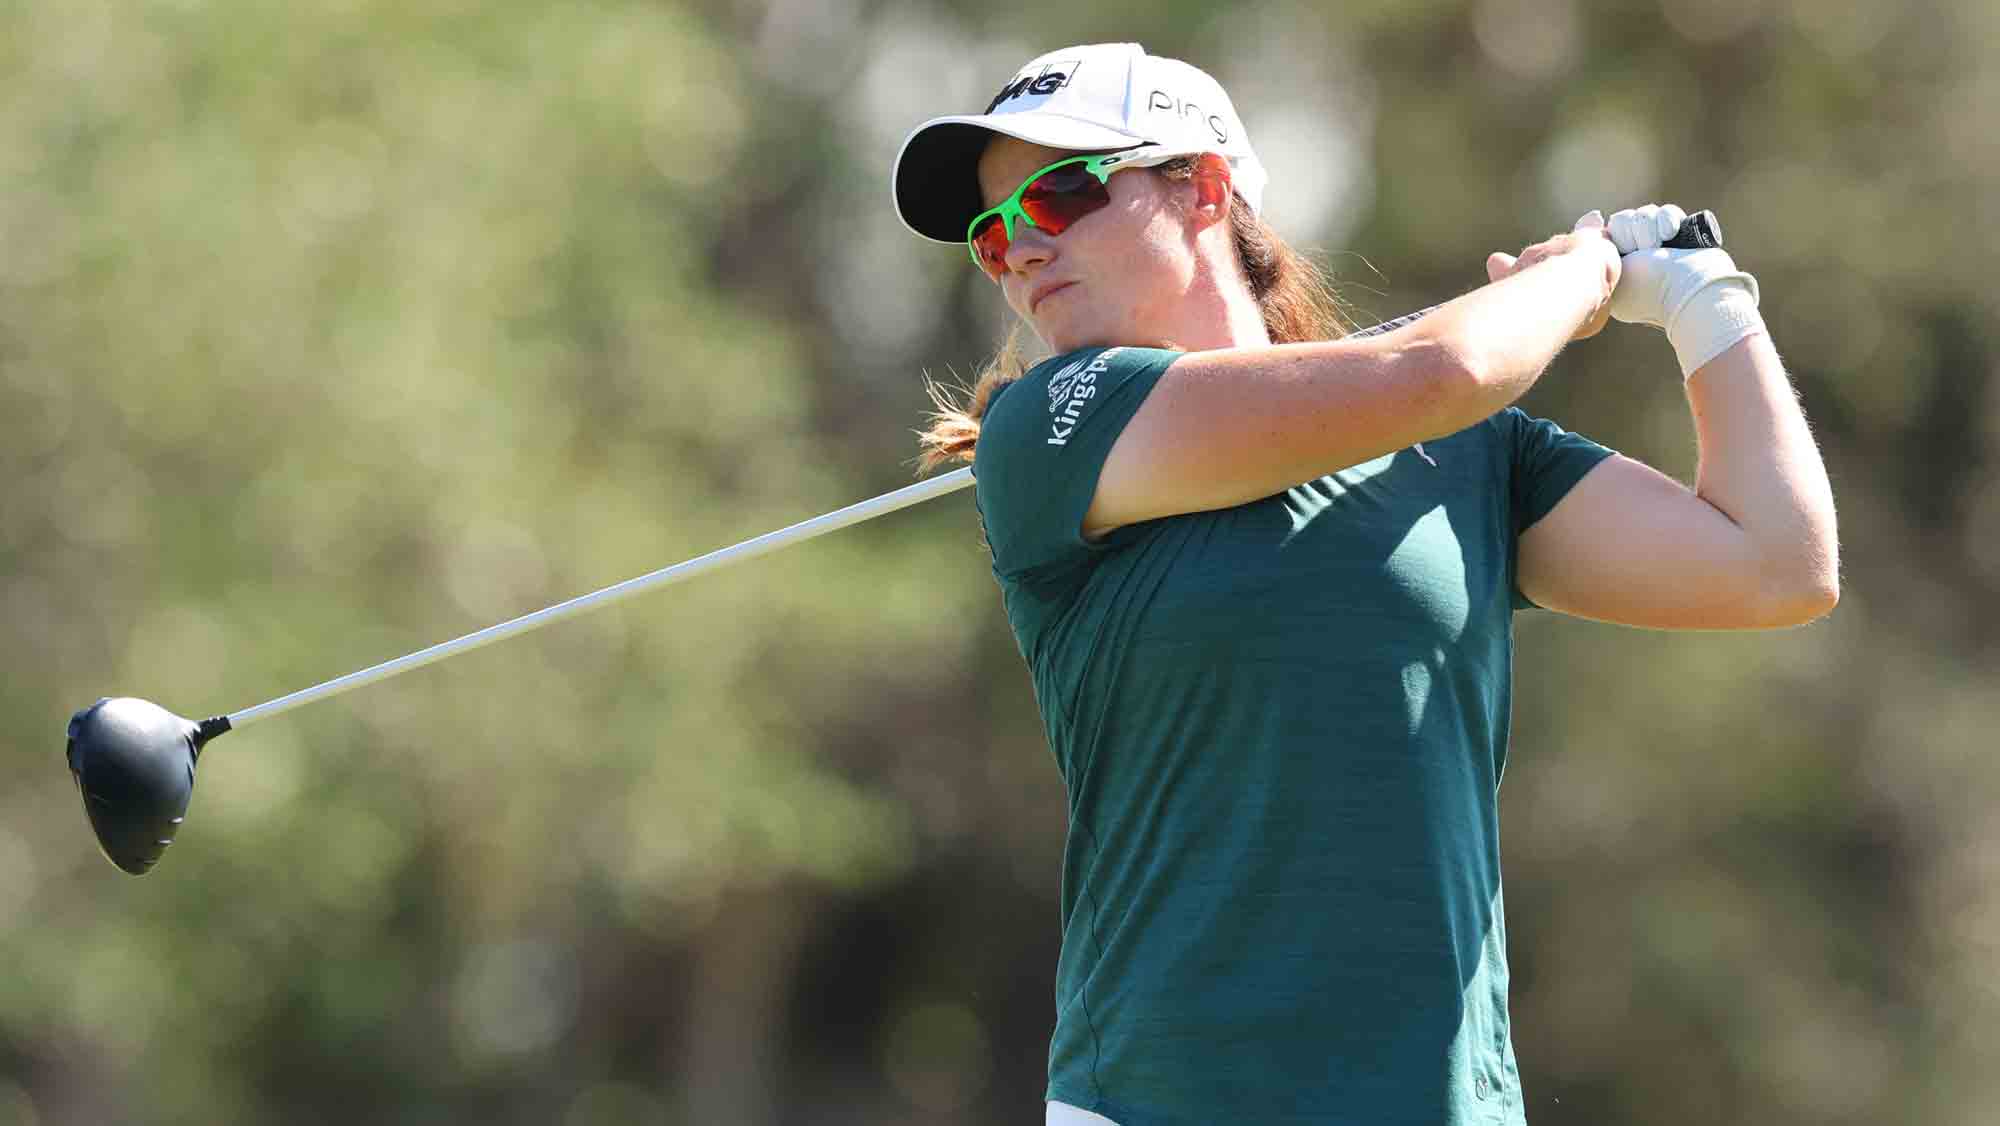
[1517,332,1839,628]
[1082,222,1621,538]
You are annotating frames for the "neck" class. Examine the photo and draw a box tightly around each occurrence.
[1141,245,1272,353]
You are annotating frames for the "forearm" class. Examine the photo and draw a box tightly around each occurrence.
[1686,332,1840,616]
[1198,246,1608,467]
[1396,249,1607,418]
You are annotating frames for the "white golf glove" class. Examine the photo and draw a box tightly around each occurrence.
[1606,203,1764,378]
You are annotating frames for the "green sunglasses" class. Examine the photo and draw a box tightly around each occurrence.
[965,150,1187,279]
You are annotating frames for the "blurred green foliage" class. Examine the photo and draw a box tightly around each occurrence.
[2,0,1995,1122]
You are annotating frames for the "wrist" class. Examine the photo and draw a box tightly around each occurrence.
[1568,240,1621,311]
[1666,276,1764,378]
[1518,244,1613,335]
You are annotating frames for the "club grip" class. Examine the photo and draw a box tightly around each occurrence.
[1663,209,1723,249]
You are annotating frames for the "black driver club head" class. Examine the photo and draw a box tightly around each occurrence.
[66,697,230,875]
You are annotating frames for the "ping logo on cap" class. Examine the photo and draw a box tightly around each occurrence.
[987,61,1081,112]
[1147,90,1230,145]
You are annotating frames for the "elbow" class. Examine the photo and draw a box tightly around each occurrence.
[1741,519,1841,628]
[1781,532,1842,625]
[1805,568,1842,620]
[1752,567,1840,628]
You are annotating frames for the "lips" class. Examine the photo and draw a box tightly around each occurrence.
[1029,281,1075,313]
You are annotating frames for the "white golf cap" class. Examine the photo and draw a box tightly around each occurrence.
[892,43,1268,244]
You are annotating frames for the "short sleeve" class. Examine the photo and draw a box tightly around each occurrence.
[1503,407,1616,609]
[971,346,1180,580]
[1504,407,1616,536]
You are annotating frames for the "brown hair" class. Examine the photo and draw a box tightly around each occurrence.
[915,156,1353,472]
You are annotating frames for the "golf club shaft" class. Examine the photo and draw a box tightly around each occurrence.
[225,467,975,728]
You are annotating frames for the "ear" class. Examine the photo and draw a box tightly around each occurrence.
[1187,153,1233,228]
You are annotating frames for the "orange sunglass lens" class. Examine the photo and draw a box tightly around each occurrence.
[969,213,1011,279]
[1020,167,1108,235]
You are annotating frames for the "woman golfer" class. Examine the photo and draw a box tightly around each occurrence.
[892,43,1837,1126]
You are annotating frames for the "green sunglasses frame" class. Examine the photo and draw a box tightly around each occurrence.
[964,149,1185,273]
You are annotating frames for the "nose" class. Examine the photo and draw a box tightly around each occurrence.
[1001,223,1055,276]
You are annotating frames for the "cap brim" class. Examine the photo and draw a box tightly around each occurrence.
[892,113,1148,244]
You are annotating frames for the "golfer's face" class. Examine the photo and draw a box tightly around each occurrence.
[975,136,1194,354]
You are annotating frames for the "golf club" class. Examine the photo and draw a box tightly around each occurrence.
[67,468,974,874]
[65,211,1723,876]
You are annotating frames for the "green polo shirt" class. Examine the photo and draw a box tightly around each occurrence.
[971,345,1615,1125]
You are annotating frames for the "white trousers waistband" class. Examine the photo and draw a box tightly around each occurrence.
[1047,1100,1120,1125]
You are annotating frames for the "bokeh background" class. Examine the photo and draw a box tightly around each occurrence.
[3,0,1996,1122]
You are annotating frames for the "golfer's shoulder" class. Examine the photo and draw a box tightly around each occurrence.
[967,370,1038,465]
[979,347,1173,452]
